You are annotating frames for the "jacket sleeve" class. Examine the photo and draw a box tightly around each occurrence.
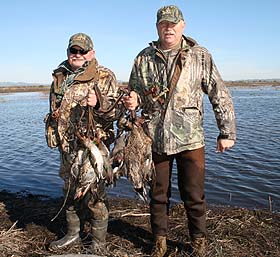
[202,52,237,141]
[49,82,56,113]
[94,68,124,121]
[128,56,146,108]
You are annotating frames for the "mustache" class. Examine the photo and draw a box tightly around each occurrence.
[164,31,175,35]
[71,57,84,61]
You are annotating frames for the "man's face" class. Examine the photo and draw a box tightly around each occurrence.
[156,20,186,50]
[67,46,94,71]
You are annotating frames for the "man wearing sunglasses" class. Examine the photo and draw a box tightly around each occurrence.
[46,33,123,252]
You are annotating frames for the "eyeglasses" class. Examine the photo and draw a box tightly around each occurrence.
[69,47,89,55]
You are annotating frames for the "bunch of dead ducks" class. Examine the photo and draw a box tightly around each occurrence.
[65,108,155,203]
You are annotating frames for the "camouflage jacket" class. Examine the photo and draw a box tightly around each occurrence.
[50,58,123,152]
[128,35,236,155]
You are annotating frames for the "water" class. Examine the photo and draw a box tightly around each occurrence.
[0,87,279,211]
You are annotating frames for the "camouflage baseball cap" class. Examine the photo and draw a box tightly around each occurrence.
[157,5,184,24]
[68,33,93,51]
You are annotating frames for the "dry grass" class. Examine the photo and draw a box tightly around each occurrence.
[0,191,279,257]
[0,217,32,256]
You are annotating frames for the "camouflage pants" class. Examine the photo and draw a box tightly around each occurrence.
[150,147,206,240]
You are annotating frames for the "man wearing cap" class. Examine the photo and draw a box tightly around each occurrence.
[46,33,123,252]
[123,5,236,257]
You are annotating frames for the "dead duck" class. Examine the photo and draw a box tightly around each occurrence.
[111,111,155,202]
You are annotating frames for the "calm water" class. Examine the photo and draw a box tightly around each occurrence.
[0,87,279,211]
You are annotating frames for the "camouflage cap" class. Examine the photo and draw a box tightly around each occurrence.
[68,33,93,51]
[156,5,184,24]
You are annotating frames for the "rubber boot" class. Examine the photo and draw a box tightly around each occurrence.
[191,237,206,257]
[151,236,167,257]
[49,207,80,250]
[89,201,109,250]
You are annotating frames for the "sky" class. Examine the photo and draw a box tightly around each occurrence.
[1,0,279,84]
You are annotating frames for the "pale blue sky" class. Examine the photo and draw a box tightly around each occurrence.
[1,0,279,84]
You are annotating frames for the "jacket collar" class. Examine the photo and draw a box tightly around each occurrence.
[53,58,98,82]
[74,58,98,82]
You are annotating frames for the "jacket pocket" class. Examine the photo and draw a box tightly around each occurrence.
[169,107,201,143]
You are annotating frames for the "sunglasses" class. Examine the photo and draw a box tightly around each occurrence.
[69,47,89,55]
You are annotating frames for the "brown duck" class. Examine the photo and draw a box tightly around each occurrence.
[111,111,155,202]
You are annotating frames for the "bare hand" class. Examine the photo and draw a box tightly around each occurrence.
[87,89,98,107]
[122,91,139,110]
[216,139,235,153]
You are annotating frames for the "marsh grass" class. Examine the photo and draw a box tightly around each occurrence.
[0,191,279,257]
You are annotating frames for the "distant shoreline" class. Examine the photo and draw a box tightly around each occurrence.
[225,80,280,88]
[0,81,279,94]
[0,85,50,93]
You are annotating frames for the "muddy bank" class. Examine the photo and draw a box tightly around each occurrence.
[0,190,279,257]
